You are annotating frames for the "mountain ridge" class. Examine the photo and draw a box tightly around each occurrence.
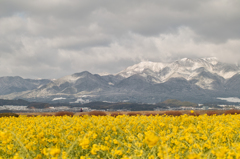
[0,57,240,104]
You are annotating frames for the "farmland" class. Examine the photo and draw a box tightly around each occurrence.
[1,111,240,158]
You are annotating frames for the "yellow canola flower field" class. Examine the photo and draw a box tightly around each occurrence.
[1,114,240,159]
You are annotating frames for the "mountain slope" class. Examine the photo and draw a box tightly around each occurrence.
[19,71,115,98]
[0,76,51,95]
[224,73,240,97]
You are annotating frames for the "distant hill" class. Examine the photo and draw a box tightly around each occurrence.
[81,102,163,111]
[27,103,50,109]
[158,99,198,107]
[0,99,29,106]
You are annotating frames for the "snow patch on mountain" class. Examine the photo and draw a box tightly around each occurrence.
[70,98,90,104]
[98,72,111,76]
[202,57,218,65]
[217,71,237,79]
[52,97,66,101]
[217,97,240,103]
[196,78,214,90]
[118,61,166,78]
[53,75,83,86]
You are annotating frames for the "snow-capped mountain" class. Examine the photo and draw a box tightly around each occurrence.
[0,57,240,104]
[117,57,240,89]
[119,57,239,79]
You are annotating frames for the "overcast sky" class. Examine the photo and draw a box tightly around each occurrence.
[0,0,240,79]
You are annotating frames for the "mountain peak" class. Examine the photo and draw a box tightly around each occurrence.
[179,57,191,62]
[118,61,166,78]
[201,57,218,65]
[72,71,91,77]
[98,72,111,76]
[52,71,92,85]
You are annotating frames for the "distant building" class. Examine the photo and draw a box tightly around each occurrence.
[202,106,209,110]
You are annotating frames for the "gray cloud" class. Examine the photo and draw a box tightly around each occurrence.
[0,0,239,78]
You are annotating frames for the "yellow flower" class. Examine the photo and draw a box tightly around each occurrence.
[144,131,159,148]
[113,139,119,144]
[148,155,155,159]
[105,136,109,141]
[187,153,201,159]
[13,153,23,159]
[135,141,142,147]
[128,136,135,142]
[34,154,42,159]
[49,148,61,156]
[0,131,10,140]
[7,144,13,150]
[67,135,75,141]
[90,144,100,155]
[42,148,48,156]
[137,133,143,140]
[92,133,98,139]
[62,151,67,159]
[135,150,143,157]
[2,110,240,158]
[79,138,90,149]
[121,155,131,159]
[114,150,123,156]
[100,145,109,151]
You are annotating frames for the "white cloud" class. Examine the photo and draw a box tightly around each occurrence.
[54,27,240,75]
[0,0,239,78]
[84,27,240,63]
